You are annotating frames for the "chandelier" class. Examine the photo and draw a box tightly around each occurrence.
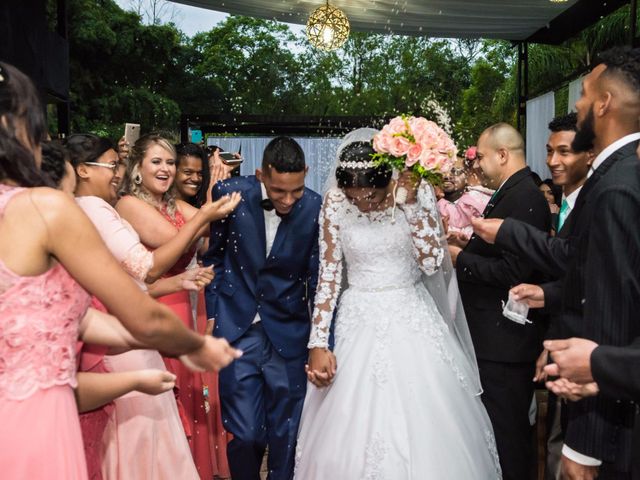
[306,1,350,51]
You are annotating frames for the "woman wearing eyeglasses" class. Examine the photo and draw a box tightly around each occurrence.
[66,133,240,480]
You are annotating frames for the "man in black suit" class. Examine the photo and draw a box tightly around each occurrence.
[505,113,594,480]
[473,47,640,479]
[448,123,551,480]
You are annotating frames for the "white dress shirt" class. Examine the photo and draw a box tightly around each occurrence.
[252,183,282,324]
[562,132,640,466]
[562,185,582,214]
[587,132,640,178]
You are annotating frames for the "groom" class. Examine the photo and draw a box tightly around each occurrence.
[203,136,322,480]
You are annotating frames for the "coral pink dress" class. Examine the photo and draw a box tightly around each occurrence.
[75,196,198,480]
[0,185,91,479]
[151,206,229,480]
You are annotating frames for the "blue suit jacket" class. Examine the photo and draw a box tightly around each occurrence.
[203,176,321,359]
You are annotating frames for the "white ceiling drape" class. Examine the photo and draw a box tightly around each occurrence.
[169,0,578,40]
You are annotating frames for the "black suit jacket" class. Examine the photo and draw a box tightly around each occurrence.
[592,338,640,402]
[558,142,640,465]
[540,205,576,337]
[492,141,640,466]
[457,166,551,363]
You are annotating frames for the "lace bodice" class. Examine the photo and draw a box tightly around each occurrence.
[308,184,444,348]
[0,185,91,400]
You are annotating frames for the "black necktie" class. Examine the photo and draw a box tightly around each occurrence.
[260,198,275,211]
[260,198,288,218]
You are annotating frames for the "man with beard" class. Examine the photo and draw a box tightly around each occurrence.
[473,46,640,479]
[437,159,493,237]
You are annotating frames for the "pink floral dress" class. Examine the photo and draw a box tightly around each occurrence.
[0,185,91,479]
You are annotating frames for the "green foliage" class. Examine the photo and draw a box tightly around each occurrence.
[61,0,636,148]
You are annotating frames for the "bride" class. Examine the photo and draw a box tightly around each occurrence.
[294,129,501,479]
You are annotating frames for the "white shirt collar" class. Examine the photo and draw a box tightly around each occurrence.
[260,182,268,201]
[588,132,640,177]
[562,185,582,210]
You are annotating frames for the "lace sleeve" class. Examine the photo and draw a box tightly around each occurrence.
[400,183,445,275]
[307,189,344,349]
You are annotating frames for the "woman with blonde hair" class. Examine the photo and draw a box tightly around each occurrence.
[117,133,239,479]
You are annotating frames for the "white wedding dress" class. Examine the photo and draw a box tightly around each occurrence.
[294,185,502,479]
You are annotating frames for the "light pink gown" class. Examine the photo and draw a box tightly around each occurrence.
[76,195,198,480]
[0,185,91,479]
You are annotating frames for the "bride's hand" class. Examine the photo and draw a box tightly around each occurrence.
[396,170,421,204]
[306,348,337,387]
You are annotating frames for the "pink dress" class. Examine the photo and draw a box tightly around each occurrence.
[0,185,91,479]
[75,196,198,480]
[150,206,228,480]
[437,185,493,237]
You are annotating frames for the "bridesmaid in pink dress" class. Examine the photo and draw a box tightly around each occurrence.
[67,134,240,479]
[117,135,237,479]
[0,62,241,480]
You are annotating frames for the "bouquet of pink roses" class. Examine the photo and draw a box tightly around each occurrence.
[372,115,457,186]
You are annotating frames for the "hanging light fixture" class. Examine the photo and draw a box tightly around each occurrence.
[306,1,350,51]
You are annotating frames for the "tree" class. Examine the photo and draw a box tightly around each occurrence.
[191,16,303,115]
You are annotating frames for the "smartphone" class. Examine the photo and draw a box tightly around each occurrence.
[124,123,140,145]
[219,151,243,166]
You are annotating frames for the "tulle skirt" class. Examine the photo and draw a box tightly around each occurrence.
[294,284,502,479]
[0,386,88,479]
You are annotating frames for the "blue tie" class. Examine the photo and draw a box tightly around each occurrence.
[558,198,569,231]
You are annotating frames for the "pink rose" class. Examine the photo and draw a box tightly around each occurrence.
[389,136,412,157]
[410,118,430,143]
[373,132,390,153]
[387,116,407,136]
[406,143,423,166]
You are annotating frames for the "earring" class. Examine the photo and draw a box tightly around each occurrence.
[134,173,142,185]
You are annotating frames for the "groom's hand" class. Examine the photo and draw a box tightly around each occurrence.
[306,348,337,388]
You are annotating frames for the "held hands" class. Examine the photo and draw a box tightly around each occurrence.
[510,284,545,309]
[179,266,214,292]
[561,455,599,480]
[546,377,600,402]
[543,338,599,384]
[180,336,242,372]
[134,369,177,395]
[306,348,337,388]
[471,217,504,244]
[200,192,242,222]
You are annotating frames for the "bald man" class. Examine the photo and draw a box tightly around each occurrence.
[473,47,640,479]
[449,122,550,480]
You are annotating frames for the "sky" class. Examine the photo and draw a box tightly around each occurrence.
[114,0,305,37]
